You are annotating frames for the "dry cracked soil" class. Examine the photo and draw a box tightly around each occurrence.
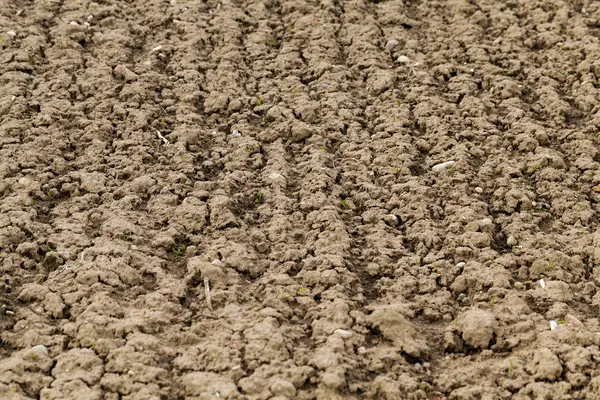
[3,0,600,399]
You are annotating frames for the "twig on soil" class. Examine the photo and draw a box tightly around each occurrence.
[155,129,170,145]
[204,278,213,310]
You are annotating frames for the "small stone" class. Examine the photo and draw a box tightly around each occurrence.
[474,187,483,193]
[382,214,399,225]
[456,261,466,268]
[397,55,410,63]
[564,314,584,328]
[357,346,366,354]
[333,329,353,339]
[385,39,399,50]
[6,30,17,37]
[69,21,79,26]
[507,235,518,246]
[30,345,49,356]
[550,320,558,330]
[432,160,455,171]
[268,172,286,185]
[231,129,241,137]
[114,64,138,82]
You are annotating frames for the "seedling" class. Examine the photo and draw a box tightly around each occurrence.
[528,164,540,174]
[392,167,398,173]
[339,198,350,209]
[507,359,514,376]
[419,383,429,393]
[256,97,262,106]
[557,319,565,325]
[255,191,264,204]
[71,190,80,197]
[159,118,166,127]
[172,245,186,259]
[297,287,307,296]
[264,38,277,47]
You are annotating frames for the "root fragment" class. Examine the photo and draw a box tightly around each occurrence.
[204,277,212,310]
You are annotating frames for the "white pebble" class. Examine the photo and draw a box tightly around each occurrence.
[69,21,79,26]
[30,345,48,356]
[385,39,399,50]
[151,45,163,53]
[550,320,558,330]
[268,172,286,185]
[357,346,367,354]
[507,236,518,246]
[334,329,353,339]
[539,279,546,289]
[6,30,17,37]
[432,160,455,171]
[474,187,483,193]
[231,129,241,137]
[397,55,410,63]
[456,261,465,267]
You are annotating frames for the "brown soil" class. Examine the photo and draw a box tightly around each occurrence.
[2,0,600,398]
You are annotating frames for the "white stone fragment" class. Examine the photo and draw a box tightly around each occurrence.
[334,329,353,339]
[397,55,410,63]
[539,279,546,289]
[6,30,16,37]
[385,39,399,50]
[30,345,48,356]
[432,160,455,171]
[550,320,558,330]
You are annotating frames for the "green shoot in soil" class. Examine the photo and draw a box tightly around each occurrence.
[172,245,186,259]
[339,197,350,209]
[255,191,264,204]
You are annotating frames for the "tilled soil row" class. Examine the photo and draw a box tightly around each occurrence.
[2,0,600,398]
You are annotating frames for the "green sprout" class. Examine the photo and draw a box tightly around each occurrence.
[256,97,262,106]
[71,190,80,197]
[557,319,565,325]
[528,164,540,174]
[159,118,166,127]
[339,198,350,209]
[264,38,277,47]
[297,287,307,296]
[172,245,186,259]
[419,383,429,393]
[255,191,264,204]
